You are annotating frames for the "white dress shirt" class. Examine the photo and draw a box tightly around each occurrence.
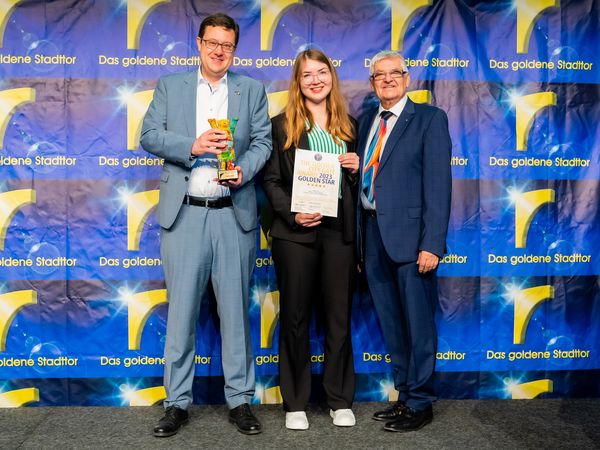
[187,67,230,198]
[360,95,408,210]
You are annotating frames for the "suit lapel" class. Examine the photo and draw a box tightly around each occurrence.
[227,72,242,125]
[379,98,415,171]
[183,71,197,138]
[285,131,308,168]
[298,132,309,151]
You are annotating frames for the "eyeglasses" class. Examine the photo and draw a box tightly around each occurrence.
[370,70,408,82]
[201,38,236,53]
[301,69,331,84]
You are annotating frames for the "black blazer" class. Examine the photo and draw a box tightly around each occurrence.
[263,113,359,244]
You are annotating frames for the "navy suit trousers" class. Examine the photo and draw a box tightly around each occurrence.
[364,214,438,411]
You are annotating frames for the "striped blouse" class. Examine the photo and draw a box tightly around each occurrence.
[307,122,347,154]
[307,122,346,198]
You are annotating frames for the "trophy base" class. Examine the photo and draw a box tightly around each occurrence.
[218,169,239,181]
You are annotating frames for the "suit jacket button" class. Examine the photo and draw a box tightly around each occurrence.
[184,176,189,181]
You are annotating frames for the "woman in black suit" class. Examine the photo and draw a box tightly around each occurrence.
[262,48,359,430]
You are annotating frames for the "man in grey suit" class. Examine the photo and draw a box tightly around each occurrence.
[140,13,271,437]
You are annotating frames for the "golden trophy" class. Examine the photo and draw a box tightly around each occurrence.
[208,117,239,181]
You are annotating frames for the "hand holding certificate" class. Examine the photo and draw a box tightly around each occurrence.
[291,149,341,218]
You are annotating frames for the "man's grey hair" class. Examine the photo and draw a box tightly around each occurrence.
[369,50,408,76]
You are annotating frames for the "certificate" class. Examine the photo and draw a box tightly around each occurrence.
[291,148,341,217]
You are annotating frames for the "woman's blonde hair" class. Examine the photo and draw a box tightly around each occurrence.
[283,48,354,149]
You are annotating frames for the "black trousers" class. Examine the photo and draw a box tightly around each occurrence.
[272,226,356,412]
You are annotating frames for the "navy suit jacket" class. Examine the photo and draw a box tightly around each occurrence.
[357,98,452,263]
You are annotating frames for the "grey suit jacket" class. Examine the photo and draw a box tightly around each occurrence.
[140,70,272,232]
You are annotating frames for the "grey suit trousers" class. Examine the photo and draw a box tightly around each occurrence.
[160,203,256,409]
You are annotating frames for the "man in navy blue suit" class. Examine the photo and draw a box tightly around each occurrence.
[358,50,451,432]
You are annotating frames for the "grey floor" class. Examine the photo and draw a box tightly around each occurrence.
[0,400,598,449]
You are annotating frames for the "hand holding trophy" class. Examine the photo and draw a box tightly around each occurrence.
[208,117,239,181]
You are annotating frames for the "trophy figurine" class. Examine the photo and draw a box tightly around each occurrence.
[208,117,239,181]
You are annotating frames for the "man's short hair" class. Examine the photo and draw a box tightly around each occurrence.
[369,50,408,76]
[198,13,240,46]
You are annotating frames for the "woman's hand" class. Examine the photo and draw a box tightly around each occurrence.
[295,212,323,227]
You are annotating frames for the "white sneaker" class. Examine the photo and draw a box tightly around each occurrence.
[330,408,356,427]
[286,411,309,430]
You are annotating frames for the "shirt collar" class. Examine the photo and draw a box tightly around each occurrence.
[377,94,408,118]
[197,66,228,87]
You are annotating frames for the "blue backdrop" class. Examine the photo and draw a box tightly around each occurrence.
[0,0,598,407]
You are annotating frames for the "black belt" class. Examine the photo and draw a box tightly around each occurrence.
[363,209,376,218]
[183,195,232,208]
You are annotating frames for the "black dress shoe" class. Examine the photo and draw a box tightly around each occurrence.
[153,406,189,437]
[383,405,433,432]
[228,403,262,435]
[372,401,408,421]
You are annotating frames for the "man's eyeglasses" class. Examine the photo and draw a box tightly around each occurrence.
[301,69,331,84]
[370,70,408,82]
[201,38,236,53]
